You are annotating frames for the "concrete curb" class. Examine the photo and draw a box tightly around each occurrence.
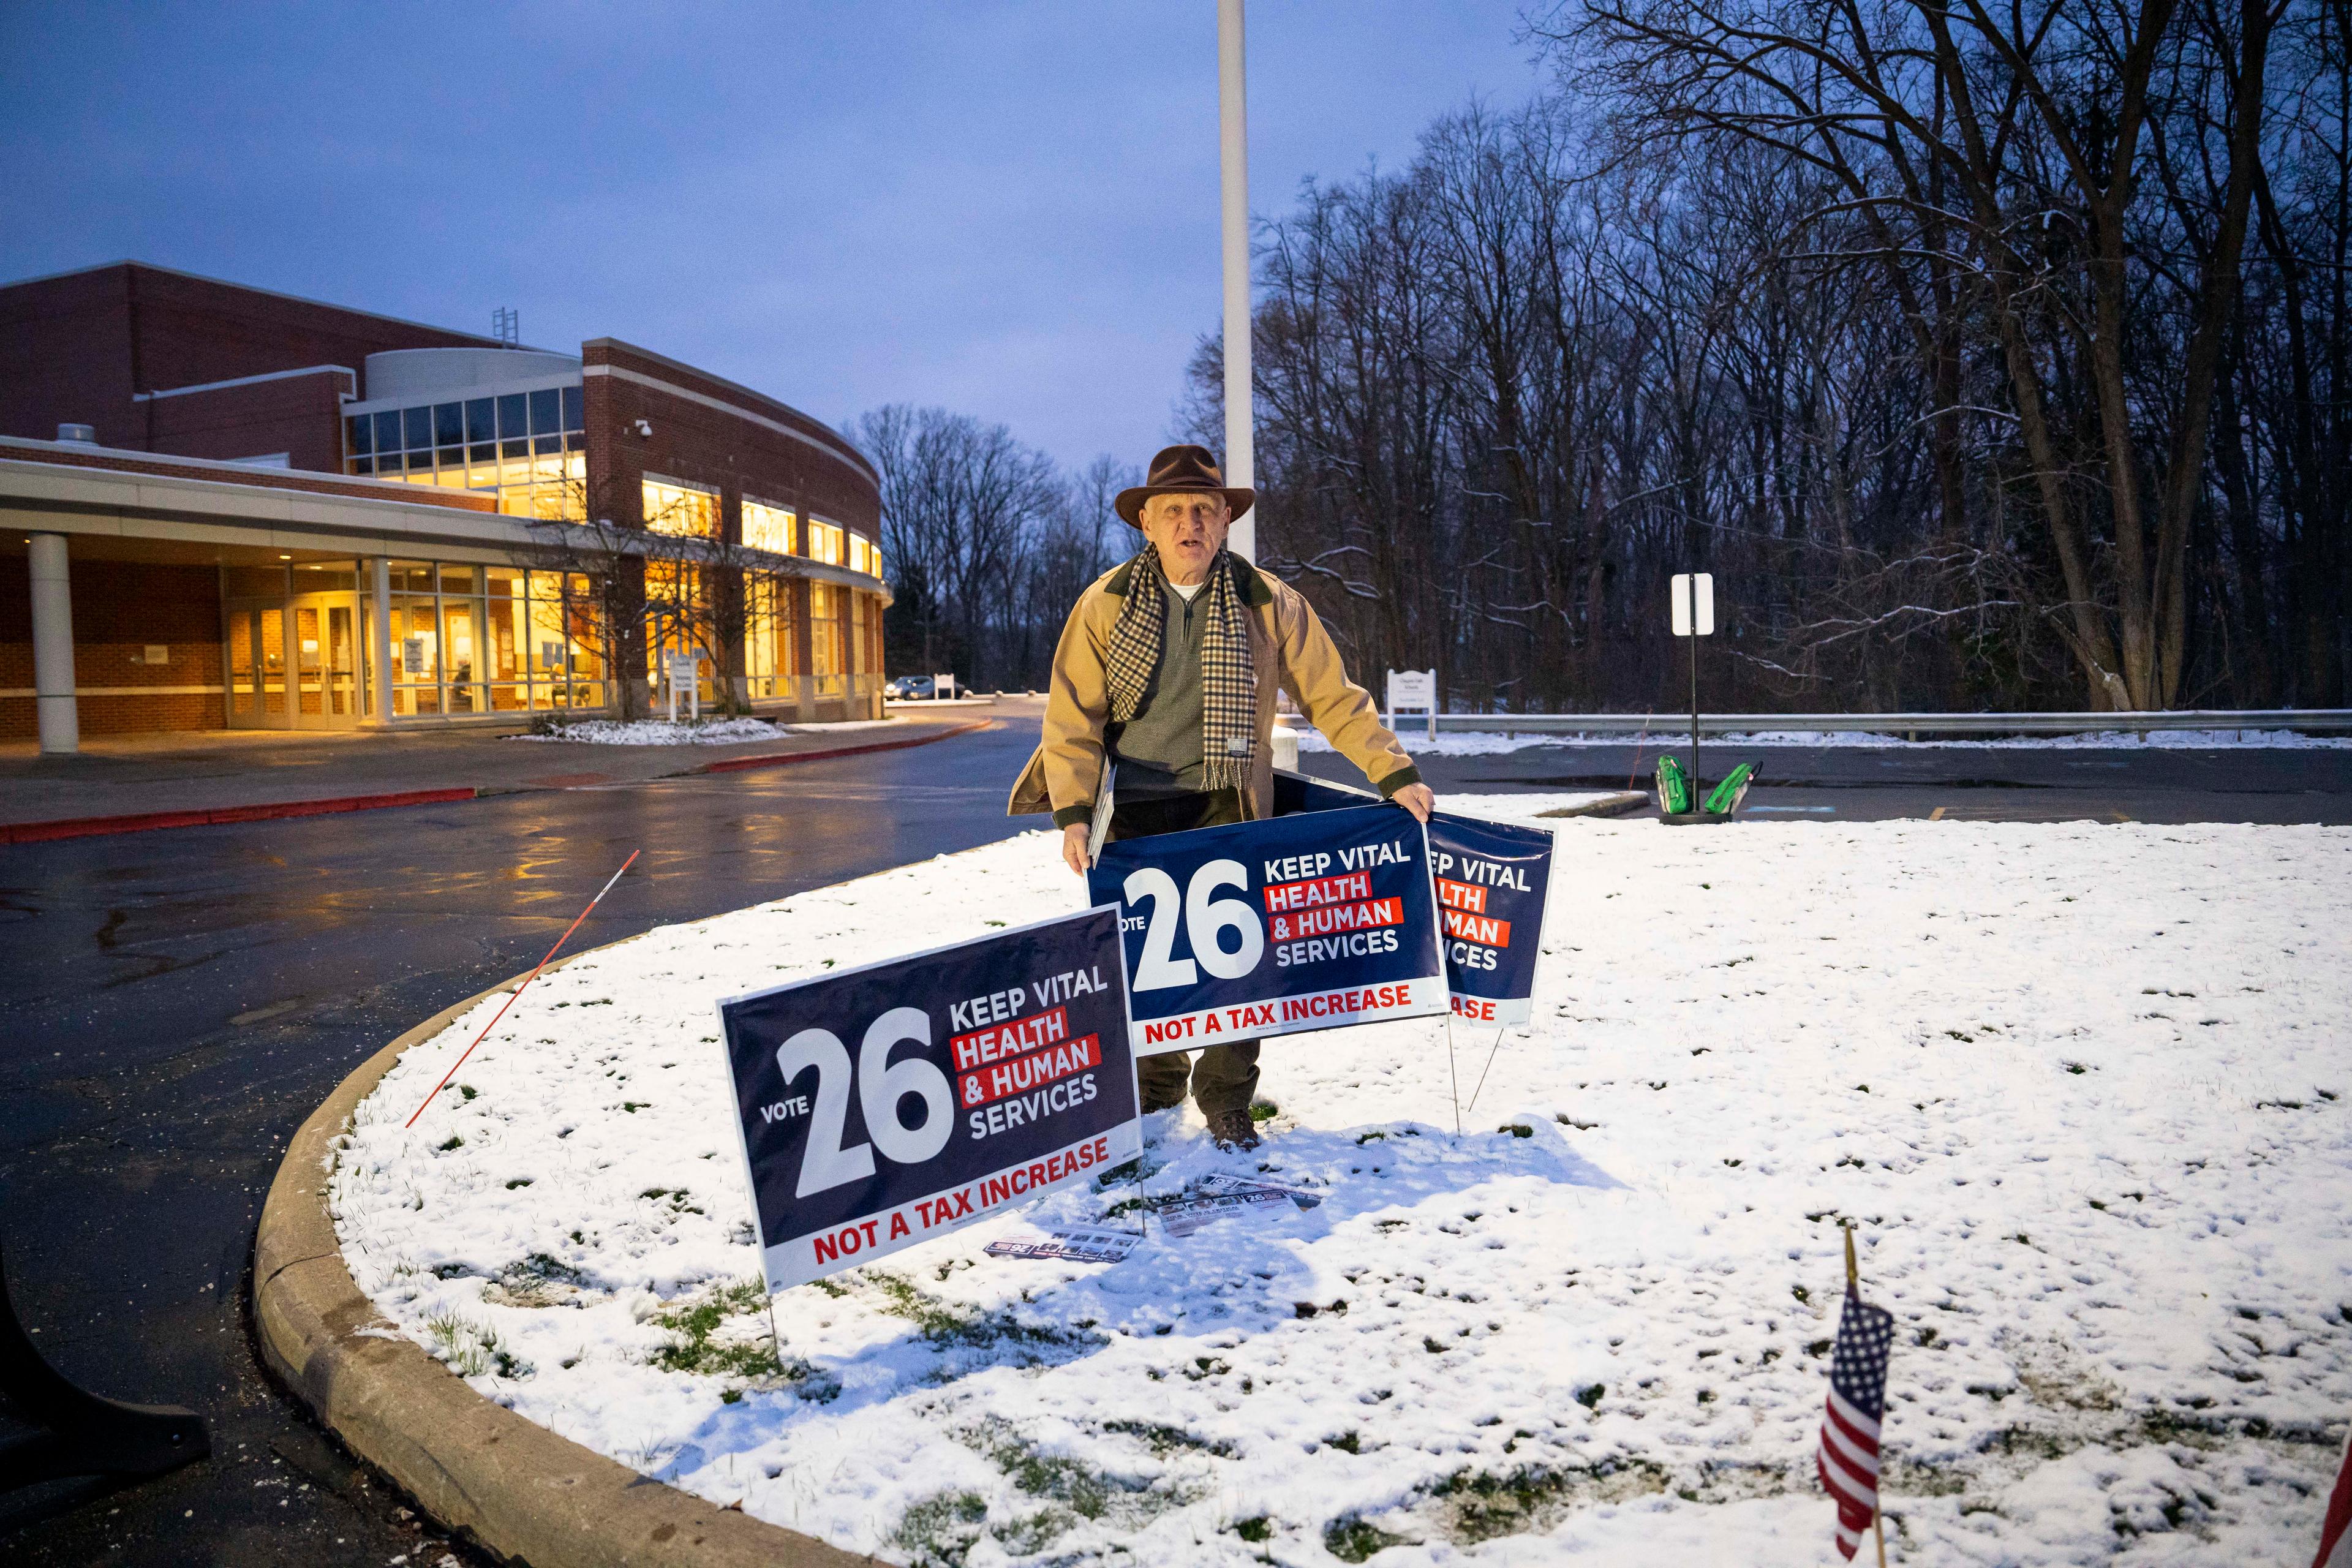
[1534,790,1649,819]
[252,970,872,1568]
[0,786,480,844]
[694,717,994,774]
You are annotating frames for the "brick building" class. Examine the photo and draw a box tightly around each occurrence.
[0,262,890,748]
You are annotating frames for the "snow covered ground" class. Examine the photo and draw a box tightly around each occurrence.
[511,717,903,745]
[330,807,2351,1566]
[1298,728,2352,756]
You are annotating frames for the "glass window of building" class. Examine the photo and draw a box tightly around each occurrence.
[439,564,483,713]
[643,561,710,695]
[389,559,442,716]
[643,477,718,538]
[744,498,796,556]
[744,574,801,699]
[483,568,530,712]
[372,562,608,720]
[810,581,842,696]
[346,384,586,518]
[522,571,605,711]
[807,519,844,566]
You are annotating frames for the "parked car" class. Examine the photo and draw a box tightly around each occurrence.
[886,676,937,701]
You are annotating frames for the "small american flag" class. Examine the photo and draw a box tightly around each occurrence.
[1817,1284,1896,1560]
[2314,1426,2351,1568]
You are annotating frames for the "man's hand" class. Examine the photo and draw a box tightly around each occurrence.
[1062,822,1092,876]
[1391,782,1436,823]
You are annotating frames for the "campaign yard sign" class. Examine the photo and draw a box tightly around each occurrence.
[1425,813,1555,1027]
[1268,772,1555,1029]
[715,907,1142,1291]
[1087,804,1447,1056]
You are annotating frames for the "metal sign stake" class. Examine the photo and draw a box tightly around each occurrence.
[1687,574,1702,796]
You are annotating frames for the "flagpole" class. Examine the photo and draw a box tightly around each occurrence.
[1844,1220,1888,1568]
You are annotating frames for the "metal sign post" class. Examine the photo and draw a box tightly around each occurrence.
[1670,573,1714,793]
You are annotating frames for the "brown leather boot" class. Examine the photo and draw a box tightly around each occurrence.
[1204,1107,1261,1151]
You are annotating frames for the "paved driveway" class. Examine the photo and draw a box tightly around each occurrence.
[0,712,1052,1564]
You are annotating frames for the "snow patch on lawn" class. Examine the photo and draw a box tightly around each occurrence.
[331,809,2351,1565]
[1299,726,2352,756]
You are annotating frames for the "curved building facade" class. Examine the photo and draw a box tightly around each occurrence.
[0,262,890,744]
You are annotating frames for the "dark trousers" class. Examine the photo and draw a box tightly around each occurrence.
[1106,789,1261,1117]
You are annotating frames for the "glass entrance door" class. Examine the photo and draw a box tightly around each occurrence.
[289,596,361,727]
[225,603,287,728]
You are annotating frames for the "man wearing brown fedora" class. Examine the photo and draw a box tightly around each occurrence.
[1008,444,1435,1149]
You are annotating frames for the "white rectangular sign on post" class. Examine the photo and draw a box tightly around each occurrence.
[1670,574,1716,637]
[666,652,700,723]
[932,673,956,699]
[1385,668,1438,740]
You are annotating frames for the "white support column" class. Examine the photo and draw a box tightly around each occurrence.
[1218,0,1254,562]
[29,532,79,755]
[371,557,394,725]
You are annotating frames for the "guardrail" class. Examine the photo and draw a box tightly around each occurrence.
[1393,709,2352,737]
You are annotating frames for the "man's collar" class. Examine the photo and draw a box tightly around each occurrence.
[1104,551,1273,607]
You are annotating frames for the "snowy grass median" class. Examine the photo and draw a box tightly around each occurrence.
[511,717,906,745]
[329,808,2351,1565]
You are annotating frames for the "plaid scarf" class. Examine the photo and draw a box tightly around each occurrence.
[1104,545,1257,795]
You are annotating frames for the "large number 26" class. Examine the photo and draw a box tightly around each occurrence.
[1123,858,1265,991]
[773,1006,955,1197]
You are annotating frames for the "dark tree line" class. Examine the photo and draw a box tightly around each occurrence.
[1172,0,2350,713]
[855,405,1137,690]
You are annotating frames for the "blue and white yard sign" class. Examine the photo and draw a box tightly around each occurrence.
[1087,805,1448,1056]
[1425,813,1555,1027]
[715,907,1142,1291]
[1270,772,1555,1029]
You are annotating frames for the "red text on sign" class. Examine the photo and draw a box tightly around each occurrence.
[957,1032,1102,1109]
[951,1005,1069,1071]
[1270,896,1401,943]
[1264,870,1373,914]
[1442,908,1512,948]
[1436,878,1488,914]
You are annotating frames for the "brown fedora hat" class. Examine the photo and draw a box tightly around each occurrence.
[1115,444,1255,528]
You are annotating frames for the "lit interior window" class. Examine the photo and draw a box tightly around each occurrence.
[744,498,796,555]
[807,519,844,565]
[643,477,719,537]
[347,383,586,520]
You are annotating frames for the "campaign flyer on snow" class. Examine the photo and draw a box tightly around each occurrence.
[1087,804,1447,1056]
[715,905,1142,1291]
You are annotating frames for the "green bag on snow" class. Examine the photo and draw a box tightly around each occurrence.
[1656,754,1692,815]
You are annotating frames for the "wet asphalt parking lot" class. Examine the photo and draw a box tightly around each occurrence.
[2,713,2345,1563]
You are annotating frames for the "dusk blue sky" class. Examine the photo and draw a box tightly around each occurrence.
[0,2,1548,471]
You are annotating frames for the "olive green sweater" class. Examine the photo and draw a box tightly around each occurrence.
[1106,581,1208,798]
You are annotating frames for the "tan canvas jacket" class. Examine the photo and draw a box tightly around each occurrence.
[1007,555,1422,826]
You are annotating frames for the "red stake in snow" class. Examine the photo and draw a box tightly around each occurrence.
[405,850,640,1129]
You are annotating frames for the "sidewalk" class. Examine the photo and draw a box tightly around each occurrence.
[0,706,1008,842]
